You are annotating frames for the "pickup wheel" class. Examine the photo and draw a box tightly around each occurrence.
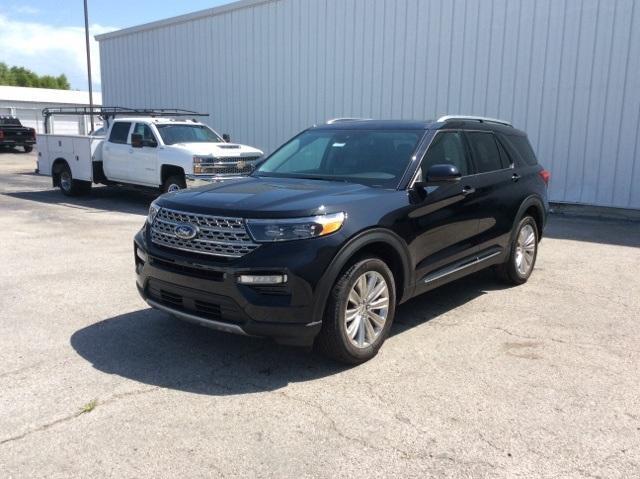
[57,163,91,196]
[316,257,396,364]
[495,215,538,285]
[162,174,186,193]
[22,145,33,153]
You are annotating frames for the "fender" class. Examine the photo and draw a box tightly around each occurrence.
[311,228,414,322]
[511,194,547,243]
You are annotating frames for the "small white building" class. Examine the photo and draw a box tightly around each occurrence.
[0,85,102,135]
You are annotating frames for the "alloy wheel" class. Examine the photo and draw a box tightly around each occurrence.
[60,171,72,192]
[344,271,389,348]
[514,224,536,276]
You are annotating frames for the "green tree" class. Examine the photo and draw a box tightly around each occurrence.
[0,62,70,90]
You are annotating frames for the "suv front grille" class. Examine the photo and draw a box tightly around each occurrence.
[150,208,259,258]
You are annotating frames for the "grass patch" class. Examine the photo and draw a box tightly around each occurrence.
[80,399,98,414]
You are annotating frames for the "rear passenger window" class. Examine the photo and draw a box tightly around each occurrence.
[420,131,471,178]
[467,132,505,173]
[109,122,131,144]
[503,134,538,166]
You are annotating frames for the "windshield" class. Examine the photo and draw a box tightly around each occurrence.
[156,124,223,145]
[255,129,423,188]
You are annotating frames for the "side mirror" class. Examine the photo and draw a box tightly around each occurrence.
[131,133,143,148]
[420,164,461,186]
[222,133,231,143]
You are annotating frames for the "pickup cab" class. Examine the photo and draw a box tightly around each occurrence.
[36,116,263,195]
[0,116,36,153]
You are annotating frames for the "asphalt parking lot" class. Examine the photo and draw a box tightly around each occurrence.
[1,151,639,478]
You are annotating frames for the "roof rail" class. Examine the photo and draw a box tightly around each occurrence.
[436,115,512,127]
[326,117,371,124]
[41,106,209,133]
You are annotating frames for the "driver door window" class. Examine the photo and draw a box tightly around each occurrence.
[418,131,471,181]
[133,123,157,147]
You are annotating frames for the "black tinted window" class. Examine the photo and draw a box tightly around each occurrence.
[503,134,538,166]
[467,132,504,173]
[420,131,470,178]
[109,122,131,144]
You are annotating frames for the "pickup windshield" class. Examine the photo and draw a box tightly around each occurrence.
[255,129,423,188]
[156,124,223,145]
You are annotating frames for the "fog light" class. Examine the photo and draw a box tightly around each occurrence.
[237,274,287,285]
[136,247,148,263]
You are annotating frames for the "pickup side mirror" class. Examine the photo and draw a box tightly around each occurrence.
[414,164,462,189]
[222,133,231,143]
[131,133,143,148]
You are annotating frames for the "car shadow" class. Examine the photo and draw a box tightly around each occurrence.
[70,270,503,395]
[4,186,155,216]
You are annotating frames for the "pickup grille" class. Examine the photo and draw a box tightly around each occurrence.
[196,156,260,177]
[150,208,259,258]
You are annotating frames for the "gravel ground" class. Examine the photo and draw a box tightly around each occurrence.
[1,151,639,478]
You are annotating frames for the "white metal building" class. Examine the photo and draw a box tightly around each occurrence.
[0,85,102,135]
[97,0,640,210]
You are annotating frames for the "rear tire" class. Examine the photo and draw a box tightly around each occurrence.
[57,163,92,196]
[495,215,538,285]
[162,174,186,193]
[22,145,33,153]
[315,257,396,364]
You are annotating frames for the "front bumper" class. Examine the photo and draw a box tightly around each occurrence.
[134,230,336,346]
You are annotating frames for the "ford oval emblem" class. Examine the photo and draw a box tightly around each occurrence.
[174,223,198,240]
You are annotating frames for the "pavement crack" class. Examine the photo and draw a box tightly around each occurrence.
[0,386,159,447]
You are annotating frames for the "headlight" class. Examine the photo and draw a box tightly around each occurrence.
[147,201,161,224]
[246,212,345,242]
[193,156,206,174]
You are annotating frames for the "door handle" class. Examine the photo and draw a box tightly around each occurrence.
[461,186,476,196]
[128,148,133,154]
[511,173,521,182]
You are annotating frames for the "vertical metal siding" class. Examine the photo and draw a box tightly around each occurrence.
[99,0,640,209]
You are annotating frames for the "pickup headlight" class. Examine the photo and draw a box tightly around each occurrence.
[246,212,345,242]
[148,200,161,224]
[193,156,204,174]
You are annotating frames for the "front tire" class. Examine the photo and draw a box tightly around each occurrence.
[316,257,396,364]
[495,216,538,285]
[162,174,186,193]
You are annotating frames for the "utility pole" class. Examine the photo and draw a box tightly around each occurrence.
[83,0,95,132]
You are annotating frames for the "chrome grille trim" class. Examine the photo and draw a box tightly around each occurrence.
[195,156,261,177]
[150,207,259,258]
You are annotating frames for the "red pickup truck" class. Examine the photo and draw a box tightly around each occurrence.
[0,116,36,153]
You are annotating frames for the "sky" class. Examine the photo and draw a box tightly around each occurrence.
[0,0,231,91]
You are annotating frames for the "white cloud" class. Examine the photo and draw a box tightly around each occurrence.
[13,6,40,15]
[0,14,119,91]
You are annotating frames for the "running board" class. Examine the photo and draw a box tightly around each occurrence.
[422,249,503,284]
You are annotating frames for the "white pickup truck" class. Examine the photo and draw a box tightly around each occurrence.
[37,115,263,196]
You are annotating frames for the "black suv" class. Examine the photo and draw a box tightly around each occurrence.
[134,116,550,363]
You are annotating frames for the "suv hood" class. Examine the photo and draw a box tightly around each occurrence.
[158,176,400,218]
[169,142,263,157]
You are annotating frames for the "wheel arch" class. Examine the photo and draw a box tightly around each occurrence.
[160,164,185,186]
[312,228,414,323]
[515,195,546,240]
[51,157,69,187]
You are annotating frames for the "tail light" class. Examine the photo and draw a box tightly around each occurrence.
[30,128,36,138]
[539,169,551,186]
[0,130,4,140]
